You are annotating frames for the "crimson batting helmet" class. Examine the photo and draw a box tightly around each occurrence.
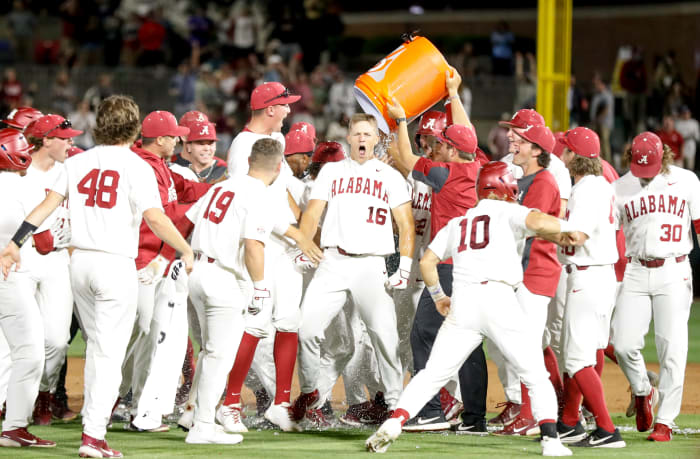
[179,110,209,129]
[0,128,34,171]
[414,110,447,149]
[630,131,664,178]
[311,141,346,164]
[477,161,518,202]
[2,107,44,130]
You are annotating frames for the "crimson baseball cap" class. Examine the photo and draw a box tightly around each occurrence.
[312,141,346,163]
[558,127,600,158]
[437,124,478,154]
[499,109,546,129]
[630,131,664,178]
[514,124,556,153]
[25,114,83,139]
[2,106,44,130]
[142,110,190,138]
[179,110,209,129]
[290,121,316,141]
[250,82,300,110]
[284,130,315,156]
[552,131,566,158]
[186,121,218,142]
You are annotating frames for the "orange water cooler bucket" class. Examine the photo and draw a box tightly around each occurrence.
[354,36,450,134]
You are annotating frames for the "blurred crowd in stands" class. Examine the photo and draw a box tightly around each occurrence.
[1,1,698,173]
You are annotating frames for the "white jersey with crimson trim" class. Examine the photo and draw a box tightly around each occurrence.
[227,130,296,253]
[558,175,618,266]
[502,152,572,200]
[0,172,35,272]
[614,165,700,259]
[50,145,162,258]
[24,162,70,234]
[186,175,274,279]
[310,157,410,256]
[407,175,431,282]
[428,199,534,286]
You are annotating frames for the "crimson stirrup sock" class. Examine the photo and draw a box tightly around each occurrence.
[560,374,582,427]
[604,344,618,365]
[543,347,564,400]
[223,332,260,406]
[273,331,298,404]
[573,366,615,432]
[519,383,533,419]
[595,348,605,376]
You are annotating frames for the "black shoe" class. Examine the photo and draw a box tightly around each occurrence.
[571,427,626,448]
[557,420,587,443]
[451,420,488,436]
[402,413,450,432]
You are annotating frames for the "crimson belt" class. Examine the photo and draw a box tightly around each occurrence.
[627,254,687,268]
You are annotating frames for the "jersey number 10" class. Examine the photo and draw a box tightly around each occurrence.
[458,215,490,252]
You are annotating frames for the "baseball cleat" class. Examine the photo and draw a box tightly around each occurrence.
[493,415,539,436]
[185,423,243,445]
[305,408,331,429]
[78,433,122,457]
[0,428,56,448]
[123,422,170,433]
[556,420,587,443]
[635,386,658,432]
[290,390,320,422]
[488,401,521,426]
[32,391,52,426]
[216,403,248,433]
[264,402,302,432]
[571,427,626,448]
[451,420,488,436]
[366,418,402,453]
[647,422,672,442]
[338,401,373,427]
[177,404,195,432]
[51,395,78,421]
[540,436,573,456]
[402,413,450,432]
[439,388,464,422]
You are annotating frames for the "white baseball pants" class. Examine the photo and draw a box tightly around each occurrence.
[298,249,402,408]
[612,258,692,427]
[70,249,138,440]
[188,260,246,425]
[397,282,558,422]
[0,331,10,408]
[0,271,44,431]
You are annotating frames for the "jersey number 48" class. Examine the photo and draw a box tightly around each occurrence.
[77,169,120,209]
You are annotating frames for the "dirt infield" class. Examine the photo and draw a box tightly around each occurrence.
[64,357,700,415]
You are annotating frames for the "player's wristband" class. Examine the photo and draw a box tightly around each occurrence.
[427,283,446,302]
[398,255,412,273]
[11,220,38,247]
[395,117,407,124]
[558,219,576,233]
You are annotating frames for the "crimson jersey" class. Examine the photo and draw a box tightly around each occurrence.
[517,168,562,297]
[132,146,211,269]
[412,157,480,239]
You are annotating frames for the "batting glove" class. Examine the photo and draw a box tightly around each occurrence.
[138,254,169,285]
[50,217,72,249]
[292,249,316,272]
[168,259,188,293]
[248,281,272,315]
[385,256,412,290]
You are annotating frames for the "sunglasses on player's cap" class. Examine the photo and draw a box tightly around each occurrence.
[499,109,546,129]
[250,82,301,110]
[25,114,83,139]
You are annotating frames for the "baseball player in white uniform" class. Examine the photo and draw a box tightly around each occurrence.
[184,138,320,443]
[366,161,573,456]
[0,128,56,449]
[290,113,415,425]
[1,95,195,459]
[612,132,700,442]
[551,127,624,448]
[20,115,81,425]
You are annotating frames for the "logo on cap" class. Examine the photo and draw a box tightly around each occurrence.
[422,119,436,130]
[638,154,648,164]
[200,125,209,135]
[299,125,308,133]
[196,113,206,122]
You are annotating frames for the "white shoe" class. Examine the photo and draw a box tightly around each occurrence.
[216,403,248,433]
[185,423,243,445]
[178,404,195,431]
[366,418,402,453]
[265,403,302,432]
[541,436,573,456]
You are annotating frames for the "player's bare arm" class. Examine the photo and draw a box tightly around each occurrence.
[419,248,451,317]
[283,225,323,264]
[1,190,65,278]
[299,198,327,240]
[385,201,415,289]
[524,209,577,238]
[445,66,471,128]
[386,99,419,171]
[143,207,194,273]
[287,190,301,221]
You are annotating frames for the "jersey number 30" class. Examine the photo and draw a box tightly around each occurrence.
[458,215,490,252]
[77,169,120,209]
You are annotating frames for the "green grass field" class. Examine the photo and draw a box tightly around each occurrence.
[14,415,700,458]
